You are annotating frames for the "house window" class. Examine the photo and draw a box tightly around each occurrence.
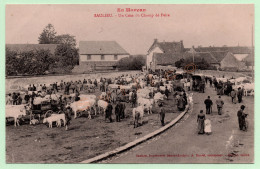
[101,55,105,60]
[87,55,91,60]
[114,55,118,60]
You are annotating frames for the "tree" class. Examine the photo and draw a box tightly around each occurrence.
[54,44,79,70]
[38,24,57,44]
[116,55,146,70]
[6,48,19,75]
[131,55,146,70]
[175,58,185,68]
[117,57,132,70]
[55,34,77,47]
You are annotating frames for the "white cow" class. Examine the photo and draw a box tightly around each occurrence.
[132,105,145,128]
[154,92,167,104]
[6,105,27,127]
[43,114,66,128]
[99,92,107,100]
[33,97,50,105]
[97,100,108,114]
[137,98,154,114]
[137,89,151,99]
[164,84,173,92]
[79,94,97,101]
[69,99,96,119]
[160,86,166,92]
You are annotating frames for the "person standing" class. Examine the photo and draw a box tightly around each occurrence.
[17,93,22,105]
[131,90,137,108]
[64,106,72,131]
[12,92,18,105]
[187,79,191,91]
[204,96,213,114]
[115,101,121,122]
[237,105,246,130]
[237,87,243,103]
[230,89,237,104]
[216,96,224,115]
[159,102,166,126]
[121,102,126,119]
[177,94,185,111]
[105,101,113,123]
[197,110,205,134]
[165,86,170,100]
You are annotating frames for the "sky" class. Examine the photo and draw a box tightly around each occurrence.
[6,4,254,55]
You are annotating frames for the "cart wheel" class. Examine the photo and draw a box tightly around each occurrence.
[44,110,54,118]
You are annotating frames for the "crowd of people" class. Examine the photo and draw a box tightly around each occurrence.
[197,76,249,135]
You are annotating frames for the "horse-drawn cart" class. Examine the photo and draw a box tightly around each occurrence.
[29,96,63,121]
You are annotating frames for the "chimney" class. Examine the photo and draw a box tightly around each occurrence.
[154,38,158,43]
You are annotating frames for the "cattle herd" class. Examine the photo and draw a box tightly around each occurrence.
[5,70,254,130]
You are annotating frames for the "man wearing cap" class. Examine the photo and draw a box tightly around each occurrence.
[216,96,224,115]
[105,101,113,123]
[204,96,213,114]
[237,105,246,130]
[159,102,166,126]
[165,86,170,100]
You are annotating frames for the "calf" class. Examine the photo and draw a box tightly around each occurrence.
[43,114,66,128]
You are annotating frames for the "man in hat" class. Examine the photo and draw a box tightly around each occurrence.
[216,96,224,115]
[237,87,243,103]
[131,90,137,108]
[230,89,237,104]
[12,92,18,105]
[158,102,166,126]
[105,101,113,123]
[115,101,121,122]
[204,96,213,114]
[165,86,170,100]
[237,105,246,130]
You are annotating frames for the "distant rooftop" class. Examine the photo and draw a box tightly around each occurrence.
[79,41,129,55]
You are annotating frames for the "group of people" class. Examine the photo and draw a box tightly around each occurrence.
[197,75,249,135]
[204,96,224,115]
[104,100,126,123]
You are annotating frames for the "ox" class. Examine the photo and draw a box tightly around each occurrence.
[137,98,154,114]
[97,100,108,115]
[154,92,167,104]
[6,105,27,127]
[68,99,96,119]
[132,105,144,128]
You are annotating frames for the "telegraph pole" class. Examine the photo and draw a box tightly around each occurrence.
[252,24,254,82]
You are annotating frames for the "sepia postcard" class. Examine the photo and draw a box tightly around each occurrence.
[3,3,255,165]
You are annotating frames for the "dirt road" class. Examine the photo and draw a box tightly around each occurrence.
[102,85,254,163]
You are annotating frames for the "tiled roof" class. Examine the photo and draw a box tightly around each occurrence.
[210,51,229,62]
[79,41,129,55]
[148,39,184,54]
[194,46,251,54]
[220,52,241,68]
[153,53,182,65]
[6,44,58,54]
[243,53,254,63]
[157,42,183,53]
[183,52,218,64]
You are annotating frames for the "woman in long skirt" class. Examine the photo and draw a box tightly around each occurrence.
[197,110,205,134]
